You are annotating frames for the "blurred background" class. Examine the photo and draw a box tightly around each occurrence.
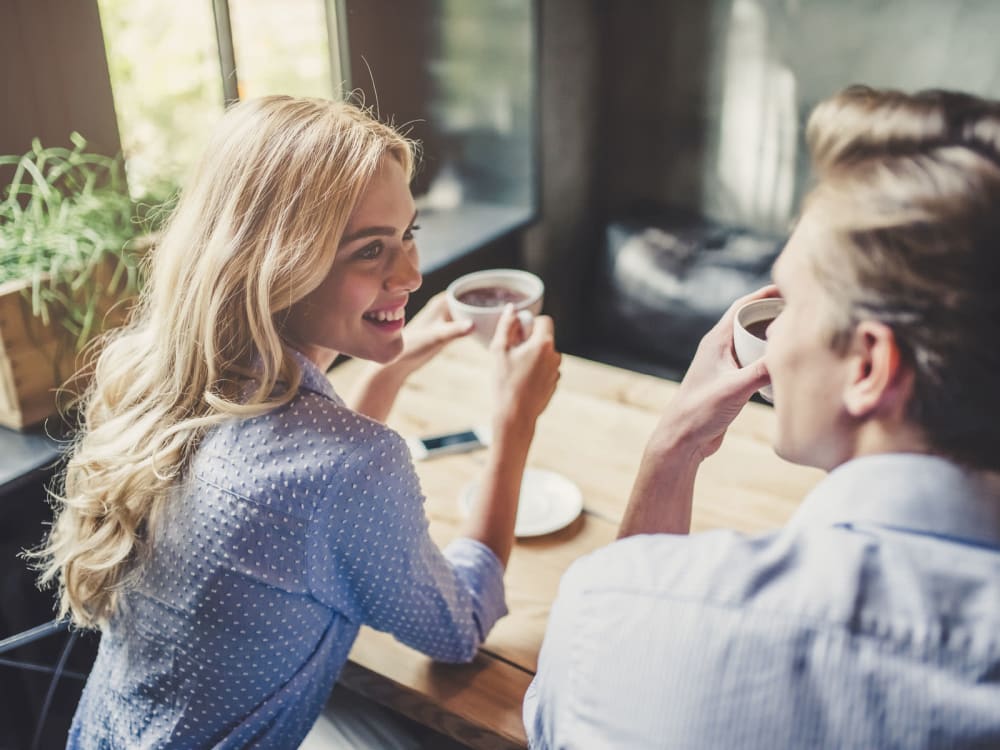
[3,1,1000,746]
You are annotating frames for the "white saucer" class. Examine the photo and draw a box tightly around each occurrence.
[458,468,584,537]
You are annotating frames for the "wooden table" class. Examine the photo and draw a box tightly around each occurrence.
[327,339,824,749]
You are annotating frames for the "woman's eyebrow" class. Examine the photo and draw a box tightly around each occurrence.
[341,211,419,245]
[341,225,394,244]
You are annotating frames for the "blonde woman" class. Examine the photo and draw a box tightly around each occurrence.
[38,96,560,748]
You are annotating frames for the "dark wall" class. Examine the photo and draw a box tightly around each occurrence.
[520,0,603,350]
[0,0,121,161]
[340,0,439,195]
[596,0,718,220]
[525,0,1000,355]
[594,0,1000,235]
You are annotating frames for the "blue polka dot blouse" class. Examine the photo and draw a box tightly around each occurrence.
[67,350,508,748]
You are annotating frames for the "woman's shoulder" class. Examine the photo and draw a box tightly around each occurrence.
[281,388,409,453]
[192,389,412,503]
[218,388,406,454]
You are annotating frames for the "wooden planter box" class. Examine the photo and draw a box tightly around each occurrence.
[0,258,134,430]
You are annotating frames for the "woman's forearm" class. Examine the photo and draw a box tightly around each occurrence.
[459,416,535,567]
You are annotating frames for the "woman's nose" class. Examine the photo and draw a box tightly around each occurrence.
[386,247,422,293]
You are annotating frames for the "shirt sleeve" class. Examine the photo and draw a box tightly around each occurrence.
[306,416,507,663]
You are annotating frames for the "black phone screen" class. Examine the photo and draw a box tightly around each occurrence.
[421,430,480,451]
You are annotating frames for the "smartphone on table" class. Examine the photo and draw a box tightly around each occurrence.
[406,427,490,460]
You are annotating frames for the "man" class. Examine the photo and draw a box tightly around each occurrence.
[524,86,1000,748]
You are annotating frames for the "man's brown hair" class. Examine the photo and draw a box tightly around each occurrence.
[804,85,1000,470]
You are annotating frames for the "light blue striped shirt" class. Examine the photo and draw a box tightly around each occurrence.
[524,453,1000,749]
[69,352,507,748]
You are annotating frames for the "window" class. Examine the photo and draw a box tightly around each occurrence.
[226,0,341,100]
[97,0,223,195]
[98,0,537,268]
[97,0,340,196]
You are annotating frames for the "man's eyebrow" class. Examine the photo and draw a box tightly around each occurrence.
[340,211,419,245]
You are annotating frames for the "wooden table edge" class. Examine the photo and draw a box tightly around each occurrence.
[340,643,533,750]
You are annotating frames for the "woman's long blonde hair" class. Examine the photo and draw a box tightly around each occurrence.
[35,96,414,628]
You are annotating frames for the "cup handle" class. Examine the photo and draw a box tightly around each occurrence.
[516,310,534,338]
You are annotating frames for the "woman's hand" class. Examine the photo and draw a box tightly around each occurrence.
[394,292,474,378]
[652,285,779,461]
[349,293,472,422]
[462,306,561,567]
[489,305,561,435]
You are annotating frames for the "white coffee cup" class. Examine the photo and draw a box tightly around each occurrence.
[733,297,785,403]
[446,269,544,346]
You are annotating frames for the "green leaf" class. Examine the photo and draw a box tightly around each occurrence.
[1,135,174,352]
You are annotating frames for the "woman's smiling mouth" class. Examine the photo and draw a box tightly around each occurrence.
[362,305,406,331]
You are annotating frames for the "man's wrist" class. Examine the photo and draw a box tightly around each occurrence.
[645,417,706,466]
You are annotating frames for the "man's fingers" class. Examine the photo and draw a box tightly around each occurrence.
[735,283,780,309]
[705,284,781,349]
[728,358,770,399]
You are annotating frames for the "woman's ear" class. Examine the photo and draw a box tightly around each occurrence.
[843,321,912,419]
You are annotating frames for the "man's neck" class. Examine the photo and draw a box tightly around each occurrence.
[843,418,933,466]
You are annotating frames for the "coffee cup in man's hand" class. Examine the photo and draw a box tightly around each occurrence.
[733,297,784,403]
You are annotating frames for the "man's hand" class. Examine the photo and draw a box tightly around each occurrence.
[656,285,778,461]
[618,285,778,538]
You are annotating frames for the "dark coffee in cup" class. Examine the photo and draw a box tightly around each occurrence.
[446,268,545,345]
[744,318,774,341]
[455,285,529,308]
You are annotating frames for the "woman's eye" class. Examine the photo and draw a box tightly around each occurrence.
[403,224,421,241]
[356,242,383,260]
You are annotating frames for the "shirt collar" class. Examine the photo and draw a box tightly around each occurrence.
[789,453,1000,548]
[286,347,343,405]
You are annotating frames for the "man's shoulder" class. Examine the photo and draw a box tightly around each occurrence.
[534,524,1000,750]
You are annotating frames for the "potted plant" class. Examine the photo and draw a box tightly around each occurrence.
[0,133,165,429]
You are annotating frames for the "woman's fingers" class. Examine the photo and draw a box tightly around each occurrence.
[413,292,449,323]
[431,319,474,344]
[528,314,554,342]
[490,305,521,351]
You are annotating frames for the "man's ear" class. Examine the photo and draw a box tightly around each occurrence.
[843,321,912,419]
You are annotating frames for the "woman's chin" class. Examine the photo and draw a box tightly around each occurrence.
[363,339,405,366]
